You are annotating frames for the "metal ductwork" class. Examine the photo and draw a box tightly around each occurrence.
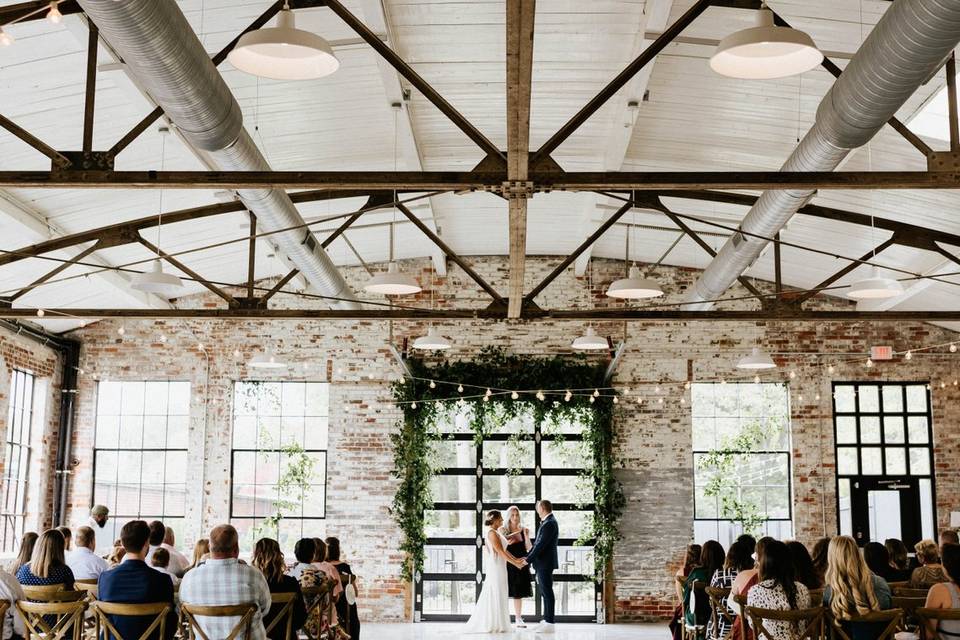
[77,0,361,309]
[685,0,960,309]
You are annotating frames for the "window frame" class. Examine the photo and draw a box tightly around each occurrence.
[1,369,36,552]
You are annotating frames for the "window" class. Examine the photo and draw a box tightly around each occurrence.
[230,382,328,552]
[417,409,597,623]
[692,383,793,546]
[93,381,190,543]
[1,370,36,551]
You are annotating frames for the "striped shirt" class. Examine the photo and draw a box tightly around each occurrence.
[179,558,272,640]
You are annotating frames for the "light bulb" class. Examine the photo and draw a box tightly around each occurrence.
[564,391,572,402]
[684,381,691,390]
[866,358,874,368]
[429,380,436,389]
[159,334,167,344]
[46,2,62,24]
[589,396,595,404]
[457,384,464,393]
[411,402,417,409]
[36,309,45,317]
[368,372,375,380]
[827,365,835,374]
[117,326,125,336]
[511,391,519,400]
[593,389,600,397]
[485,388,492,397]
[953,380,958,387]
[434,400,442,408]
[0,29,14,47]
[952,343,958,353]
[905,351,913,361]
[197,343,205,351]
[680,397,686,405]
[754,375,761,384]
[815,393,821,401]
[613,396,619,404]
[720,379,727,385]
[789,370,796,379]
[941,381,947,389]
[798,394,804,402]
[655,385,661,394]
[657,397,664,404]
[636,397,644,405]
[483,395,489,402]
[233,349,241,358]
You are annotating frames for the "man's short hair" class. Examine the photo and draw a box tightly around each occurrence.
[294,538,316,564]
[537,499,553,514]
[151,547,170,568]
[147,521,165,546]
[209,525,239,555]
[75,526,96,549]
[942,529,960,545]
[120,520,150,553]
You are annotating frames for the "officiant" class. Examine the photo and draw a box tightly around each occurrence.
[502,505,534,629]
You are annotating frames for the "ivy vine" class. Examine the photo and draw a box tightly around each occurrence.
[390,347,626,582]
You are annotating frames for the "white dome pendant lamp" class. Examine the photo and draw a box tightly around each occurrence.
[413,264,452,351]
[710,4,822,79]
[571,326,609,351]
[606,220,664,299]
[228,2,340,80]
[737,346,777,370]
[847,266,903,300]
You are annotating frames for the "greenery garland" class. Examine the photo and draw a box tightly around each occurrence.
[389,347,626,583]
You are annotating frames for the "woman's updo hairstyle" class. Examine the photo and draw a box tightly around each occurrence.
[484,509,502,527]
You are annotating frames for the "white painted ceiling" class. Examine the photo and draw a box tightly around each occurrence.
[0,0,958,332]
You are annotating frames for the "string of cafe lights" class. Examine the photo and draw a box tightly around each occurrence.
[1,1,62,45]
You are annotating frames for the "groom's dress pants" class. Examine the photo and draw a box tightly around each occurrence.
[537,569,556,623]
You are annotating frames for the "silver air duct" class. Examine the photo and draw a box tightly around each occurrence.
[78,0,361,309]
[685,0,960,309]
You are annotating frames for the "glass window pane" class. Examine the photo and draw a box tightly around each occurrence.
[540,475,592,505]
[556,546,594,575]
[424,545,475,574]
[95,415,120,448]
[906,385,928,412]
[421,581,476,616]
[142,415,166,449]
[692,417,716,450]
[882,385,904,412]
[834,385,856,412]
[482,475,535,503]
[860,417,881,444]
[861,448,882,475]
[425,510,476,538]
[838,478,852,536]
[908,417,929,444]
[836,416,857,444]
[482,441,534,470]
[167,416,188,449]
[858,386,880,412]
[143,382,169,416]
[837,447,858,475]
[433,440,476,469]
[910,447,931,475]
[430,476,476,504]
[557,511,594,540]
[884,416,905,444]
[97,382,122,416]
[120,382,145,415]
[168,382,191,415]
[303,417,328,450]
[118,415,144,449]
[885,447,906,475]
[542,439,591,469]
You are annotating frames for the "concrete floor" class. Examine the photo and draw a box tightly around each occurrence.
[362,622,669,639]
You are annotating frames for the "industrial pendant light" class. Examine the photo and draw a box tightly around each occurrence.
[247,350,287,369]
[737,346,777,370]
[227,2,340,80]
[413,263,452,351]
[132,128,183,297]
[606,222,664,299]
[847,266,903,300]
[571,326,609,351]
[710,5,822,79]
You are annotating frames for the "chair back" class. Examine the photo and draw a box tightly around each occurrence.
[895,588,931,599]
[264,593,296,640]
[90,601,170,640]
[892,597,927,626]
[180,603,257,640]
[16,599,87,640]
[705,586,735,640]
[808,589,825,606]
[827,608,903,640]
[74,579,97,586]
[744,605,825,640]
[301,580,334,640]
[915,607,960,640]
[74,582,98,600]
[888,582,909,591]
[22,585,86,602]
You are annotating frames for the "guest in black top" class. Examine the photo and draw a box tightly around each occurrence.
[502,506,533,626]
[865,542,912,583]
[326,537,360,640]
[251,538,307,640]
[98,520,177,640]
[17,529,76,629]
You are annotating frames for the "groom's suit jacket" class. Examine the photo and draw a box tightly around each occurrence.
[526,514,559,571]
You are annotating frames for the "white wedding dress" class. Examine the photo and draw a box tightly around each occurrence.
[462,529,512,633]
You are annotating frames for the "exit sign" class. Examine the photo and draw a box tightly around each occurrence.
[871,345,894,360]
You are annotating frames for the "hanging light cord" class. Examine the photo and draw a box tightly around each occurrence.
[157,131,167,258]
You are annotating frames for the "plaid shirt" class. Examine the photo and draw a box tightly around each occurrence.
[179,558,272,640]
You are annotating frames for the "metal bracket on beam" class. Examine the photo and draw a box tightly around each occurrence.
[927,152,960,172]
[498,180,535,199]
[56,151,115,172]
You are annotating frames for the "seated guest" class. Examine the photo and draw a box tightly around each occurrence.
[0,567,24,640]
[683,540,725,629]
[823,535,891,640]
[187,538,209,571]
[886,538,915,573]
[709,540,753,640]
[729,537,773,640]
[55,527,71,553]
[17,529,75,589]
[287,539,339,630]
[150,548,179,587]
[325,537,360,640]
[66,526,108,580]
[941,530,960,554]
[787,541,822,590]
[811,537,831,585]
[251,538,307,640]
[179,525,271,640]
[747,540,811,640]
[107,544,126,568]
[311,538,344,600]
[911,539,948,588]
[6,532,37,575]
[144,521,165,563]
[924,543,960,640]
[864,542,910,583]
[287,538,321,582]
[98,520,176,640]
[675,543,702,602]
[161,527,190,577]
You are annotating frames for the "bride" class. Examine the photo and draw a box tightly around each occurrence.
[463,509,528,633]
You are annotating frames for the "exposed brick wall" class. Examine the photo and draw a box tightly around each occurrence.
[60,257,960,623]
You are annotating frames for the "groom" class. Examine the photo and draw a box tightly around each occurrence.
[526,499,559,634]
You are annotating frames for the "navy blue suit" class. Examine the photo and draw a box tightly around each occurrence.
[97,559,176,640]
[525,514,559,623]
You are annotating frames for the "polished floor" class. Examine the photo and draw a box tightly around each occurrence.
[364,622,668,639]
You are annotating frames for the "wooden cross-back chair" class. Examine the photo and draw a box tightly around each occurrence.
[16,599,87,640]
[264,593,296,640]
[915,607,960,640]
[744,605,825,640]
[180,603,257,640]
[895,588,931,599]
[828,608,904,640]
[892,596,928,630]
[683,581,710,640]
[73,582,98,601]
[21,586,86,603]
[301,579,334,640]
[90,601,171,640]
[705,586,735,640]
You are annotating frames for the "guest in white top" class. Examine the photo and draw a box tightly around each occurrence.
[66,526,109,580]
[144,520,165,564]
[150,548,180,587]
[180,525,271,640]
[0,567,24,640]
[86,505,113,555]
[160,528,190,577]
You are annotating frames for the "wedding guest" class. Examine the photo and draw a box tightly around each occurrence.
[66,526,108,580]
[150,548,179,587]
[251,538,307,640]
[787,540,822,590]
[864,542,910,583]
[6,532,37,574]
[326,537,360,640]
[161,527,190,577]
[310,539,344,602]
[144,521,165,563]
[885,538,913,573]
[17,530,75,629]
[98,520,176,640]
[107,544,126,568]
[501,505,533,628]
[179,525,271,640]
[911,539,948,588]
[0,567,24,640]
[683,541,725,629]
[811,537,831,584]
[729,537,774,640]
[923,543,960,640]
[823,535,891,640]
[941,530,959,547]
[55,527,71,552]
[86,506,113,555]
[708,540,753,640]
[675,543,702,602]
[187,538,209,571]
[747,540,811,640]
[287,538,339,633]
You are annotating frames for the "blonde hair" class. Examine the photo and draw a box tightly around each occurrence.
[190,538,210,569]
[30,530,66,579]
[500,506,522,535]
[915,539,940,565]
[826,535,879,622]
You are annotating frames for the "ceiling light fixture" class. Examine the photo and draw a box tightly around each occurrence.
[0,29,14,47]
[131,259,185,295]
[710,5,822,79]
[46,2,62,24]
[847,266,903,300]
[737,346,777,370]
[247,350,287,369]
[607,265,664,299]
[227,2,339,80]
[412,327,451,351]
[571,326,609,351]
